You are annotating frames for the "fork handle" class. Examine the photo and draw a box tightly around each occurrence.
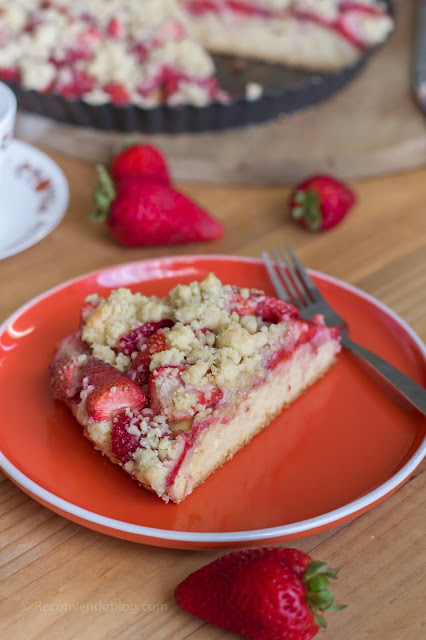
[341,336,426,415]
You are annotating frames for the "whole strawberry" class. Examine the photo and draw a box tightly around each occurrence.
[111,144,170,184]
[176,547,346,640]
[290,175,356,231]
[92,167,223,247]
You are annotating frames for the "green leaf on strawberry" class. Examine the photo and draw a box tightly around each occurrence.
[290,174,356,232]
[91,165,116,222]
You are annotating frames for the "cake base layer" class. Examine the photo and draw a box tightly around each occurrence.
[167,339,339,503]
[185,15,359,71]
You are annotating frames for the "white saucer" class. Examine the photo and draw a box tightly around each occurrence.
[0,140,69,260]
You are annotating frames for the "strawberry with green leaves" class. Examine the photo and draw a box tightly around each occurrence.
[176,547,346,640]
[92,163,223,247]
[290,175,356,232]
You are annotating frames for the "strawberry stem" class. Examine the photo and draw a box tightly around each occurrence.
[120,139,140,151]
[303,561,347,629]
[291,188,322,231]
[90,165,116,223]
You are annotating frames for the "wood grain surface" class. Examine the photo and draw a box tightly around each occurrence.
[1,151,425,640]
[15,0,426,185]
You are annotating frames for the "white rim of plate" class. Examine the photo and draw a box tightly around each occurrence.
[0,255,425,544]
[0,140,69,261]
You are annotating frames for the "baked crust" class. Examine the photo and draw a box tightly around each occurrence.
[185,15,360,71]
[167,340,339,502]
[183,5,393,71]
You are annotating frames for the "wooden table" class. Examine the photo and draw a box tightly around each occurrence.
[1,152,425,640]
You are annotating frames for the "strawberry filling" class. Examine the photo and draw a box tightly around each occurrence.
[81,359,147,421]
[103,82,131,105]
[149,365,223,421]
[54,70,96,99]
[0,67,20,82]
[115,320,173,355]
[136,65,221,101]
[111,412,142,463]
[165,432,192,488]
[256,296,300,322]
[111,408,173,464]
[186,0,274,18]
[55,330,90,359]
[107,17,126,39]
[49,356,85,400]
[184,0,387,50]
[127,330,169,386]
[228,288,300,323]
[265,321,318,370]
[79,299,99,330]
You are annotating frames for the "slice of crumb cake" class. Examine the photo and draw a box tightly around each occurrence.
[49,273,341,503]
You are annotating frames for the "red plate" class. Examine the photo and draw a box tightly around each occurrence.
[0,256,425,549]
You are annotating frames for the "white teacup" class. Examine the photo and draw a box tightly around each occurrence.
[0,82,17,178]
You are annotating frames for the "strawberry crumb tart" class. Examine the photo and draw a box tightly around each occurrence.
[49,274,341,503]
[0,0,392,109]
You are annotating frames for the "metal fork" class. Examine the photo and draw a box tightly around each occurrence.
[262,247,426,415]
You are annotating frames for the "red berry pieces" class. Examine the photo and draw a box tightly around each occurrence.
[49,357,84,400]
[0,67,20,82]
[111,412,141,464]
[56,70,95,98]
[255,296,299,322]
[115,320,173,355]
[228,288,299,323]
[107,17,126,39]
[79,299,98,330]
[103,82,131,105]
[55,330,90,359]
[127,331,169,386]
[81,359,146,421]
[149,365,222,421]
[228,289,257,316]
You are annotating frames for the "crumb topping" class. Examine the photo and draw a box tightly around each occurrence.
[0,0,391,110]
[83,288,172,348]
[82,274,298,398]
[0,0,223,107]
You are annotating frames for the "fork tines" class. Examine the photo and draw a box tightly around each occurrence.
[262,247,318,309]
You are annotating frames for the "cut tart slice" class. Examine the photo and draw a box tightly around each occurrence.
[49,274,341,503]
[181,0,394,71]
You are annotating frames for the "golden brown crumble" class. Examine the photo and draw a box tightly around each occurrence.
[81,273,294,398]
